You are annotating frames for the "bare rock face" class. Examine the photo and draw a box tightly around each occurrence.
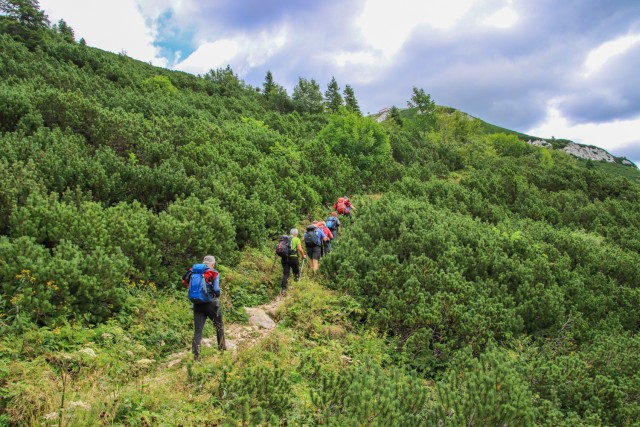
[527,139,553,149]
[562,142,616,162]
[375,107,391,123]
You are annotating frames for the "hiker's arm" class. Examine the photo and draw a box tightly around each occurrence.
[212,272,220,297]
[181,269,192,286]
[205,270,221,297]
[297,242,306,258]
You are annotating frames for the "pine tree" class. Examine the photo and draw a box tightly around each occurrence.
[262,70,276,96]
[55,18,74,43]
[324,76,343,113]
[407,87,436,138]
[262,71,293,113]
[0,0,50,48]
[388,106,403,126]
[292,77,324,114]
[343,84,361,115]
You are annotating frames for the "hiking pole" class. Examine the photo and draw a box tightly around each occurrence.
[300,258,306,277]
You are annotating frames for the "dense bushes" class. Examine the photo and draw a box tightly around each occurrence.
[323,183,640,423]
[2,13,640,424]
[0,33,399,326]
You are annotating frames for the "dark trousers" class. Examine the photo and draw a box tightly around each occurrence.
[192,300,225,359]
[281,256,300,290]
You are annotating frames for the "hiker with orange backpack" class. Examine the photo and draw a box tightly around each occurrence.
[275,228,306,294]
[333,196,353,219]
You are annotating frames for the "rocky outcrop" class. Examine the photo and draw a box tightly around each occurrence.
[526,140,636,167]
[375,107,391,123]
[562,142,616,163]
[527,139,553,149]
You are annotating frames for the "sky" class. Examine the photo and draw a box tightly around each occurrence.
[40,0,640,165]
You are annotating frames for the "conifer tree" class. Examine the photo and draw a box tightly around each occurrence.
[292,77,324,114]
[388,106,403,126]
[55,18,74,43]
[324,76,343,113]
[0,0,50,48]
[343,84,361,115]
[262,71,292,113]
[262,70,276,96]
[407,87,436,138]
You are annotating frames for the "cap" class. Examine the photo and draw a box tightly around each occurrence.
[203,255,216,264]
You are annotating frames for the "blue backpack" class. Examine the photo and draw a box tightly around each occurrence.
[326,216,338,231]
[188,263,213,304]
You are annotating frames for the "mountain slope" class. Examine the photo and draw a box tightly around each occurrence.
[2,10,640,426]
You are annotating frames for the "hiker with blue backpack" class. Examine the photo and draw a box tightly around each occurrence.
[275,228,306,294]
[182,255,226,360]
[326,211,341,240]
[304,223,325,273]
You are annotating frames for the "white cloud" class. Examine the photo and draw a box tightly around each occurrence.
[175,39,238,74]
[357,0,477,57]
[41,0,167,66]
[334,51,377,67]
[175,28,288,75]
[483,6,518,29]
[584,34,640,77]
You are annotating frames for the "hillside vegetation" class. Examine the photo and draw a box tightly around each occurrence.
[2,4,640,426]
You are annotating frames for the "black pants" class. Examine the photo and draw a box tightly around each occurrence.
[281,256,300,290]
[324,240,332,254]
[192,300,225,359]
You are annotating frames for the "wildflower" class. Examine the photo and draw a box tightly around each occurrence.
[68,400,91,410]
[44,412,59,420]
[78,348,96,358]
[135,358,155,367]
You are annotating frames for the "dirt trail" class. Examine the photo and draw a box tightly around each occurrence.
[166,296,286,367]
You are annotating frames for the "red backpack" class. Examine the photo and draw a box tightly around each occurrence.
[335,198,346,215]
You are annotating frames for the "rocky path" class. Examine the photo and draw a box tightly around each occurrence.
[166,296,285,367]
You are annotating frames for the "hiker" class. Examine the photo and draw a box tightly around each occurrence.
[277,228,306,294]
[303,224,325,273]
[182,255,226,360]
[316,221,333,255]
[334,196,353,219]
[326,211,341,240]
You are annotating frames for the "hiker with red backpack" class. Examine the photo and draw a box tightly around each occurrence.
[275,228,306,294]
[303,223,325,273]
[334,196,354,219]
[182,255,226,360]
[316,220,333,255]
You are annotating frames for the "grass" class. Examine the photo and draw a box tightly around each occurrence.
[0,247,394,426]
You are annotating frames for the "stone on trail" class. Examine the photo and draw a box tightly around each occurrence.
[245,307,276,330]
